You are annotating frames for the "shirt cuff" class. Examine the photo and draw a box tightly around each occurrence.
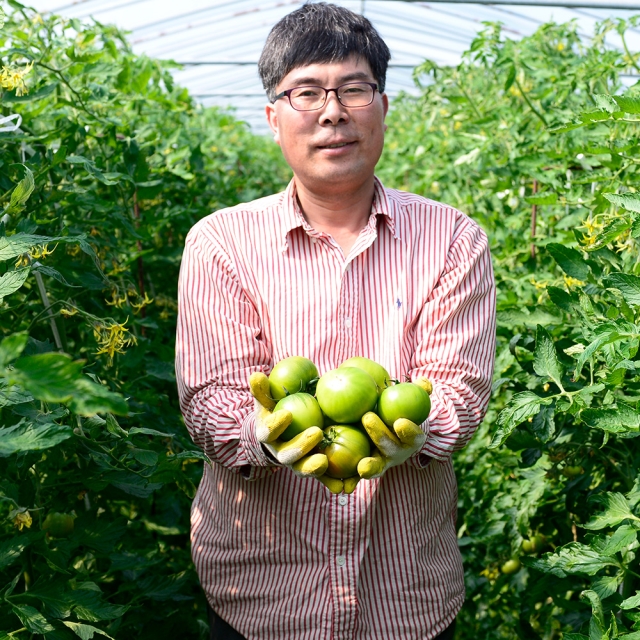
[239,409,279,470]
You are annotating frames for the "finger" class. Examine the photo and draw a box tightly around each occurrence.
[291,453,329,478]
[361,411,401,454]
[343,476,360,494]
[414,377,433,395]
[357,450,386,479]
[393,418,426,446]
[256,407,291,443]
[270,426,324,465]
[317,475,343,494]
[249,371,276,411]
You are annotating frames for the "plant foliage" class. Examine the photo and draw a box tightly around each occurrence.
[0,2,288,637]
[379,15,640,640]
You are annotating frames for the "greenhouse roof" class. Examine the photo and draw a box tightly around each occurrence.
[23,0,640,133]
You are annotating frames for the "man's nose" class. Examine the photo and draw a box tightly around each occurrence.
[319,90,350,125]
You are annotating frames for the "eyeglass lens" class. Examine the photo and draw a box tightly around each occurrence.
[289,82,374,111]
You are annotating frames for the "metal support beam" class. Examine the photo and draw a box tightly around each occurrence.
[399,0,640,8]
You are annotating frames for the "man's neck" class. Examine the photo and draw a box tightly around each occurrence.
[294,176,376,257]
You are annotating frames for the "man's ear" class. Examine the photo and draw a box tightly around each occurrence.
[265,103,280,144]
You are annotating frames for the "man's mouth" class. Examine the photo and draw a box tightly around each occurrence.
[319,141,353,149]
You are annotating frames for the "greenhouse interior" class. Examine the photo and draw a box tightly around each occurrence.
[3,0,640,638]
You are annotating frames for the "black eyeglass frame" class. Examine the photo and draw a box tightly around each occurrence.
[272,82,379,111]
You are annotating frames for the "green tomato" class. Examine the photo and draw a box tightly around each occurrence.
[500,558,521,574]
[339,356,391,396]
[322,425,371,479]
[377,382,431,427]
[316,367,378,424]
[268,356,319,401]
[42,512,75,537]
[522,534,546,554]
[274,392,324,441]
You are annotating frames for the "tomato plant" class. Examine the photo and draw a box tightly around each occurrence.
[377,382,431,427]
[380,14,640,640]
[0,3,289,637]
[316,367,378,424]
[269,356,319,401]
[321,425,371,479]
[274,392,323,441]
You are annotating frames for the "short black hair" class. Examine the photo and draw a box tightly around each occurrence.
[258,2,391,102]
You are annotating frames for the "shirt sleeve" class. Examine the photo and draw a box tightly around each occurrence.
[410,215,496,462]
[175,218,276,477]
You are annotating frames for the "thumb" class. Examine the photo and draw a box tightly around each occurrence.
[249,371,276,410]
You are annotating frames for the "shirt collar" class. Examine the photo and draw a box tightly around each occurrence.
[279,176,398,252]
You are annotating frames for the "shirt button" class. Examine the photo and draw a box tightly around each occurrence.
[338,495,348,506]
[344,317,352,329]
[336,555,346,567]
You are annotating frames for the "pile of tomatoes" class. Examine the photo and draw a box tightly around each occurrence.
[268,356,431,479]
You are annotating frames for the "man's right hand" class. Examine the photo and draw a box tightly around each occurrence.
[249,372,329,479]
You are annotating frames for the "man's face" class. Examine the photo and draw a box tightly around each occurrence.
[265,56,389,195]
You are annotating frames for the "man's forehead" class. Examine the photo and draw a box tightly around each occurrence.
[278,57,375,88]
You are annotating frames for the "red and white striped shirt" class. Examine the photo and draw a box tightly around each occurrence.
[176,177,496,640]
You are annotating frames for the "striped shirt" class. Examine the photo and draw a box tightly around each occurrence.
[176,177,496,640]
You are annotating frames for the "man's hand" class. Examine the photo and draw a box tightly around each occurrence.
[249,372,329,479]
[357,377,429,479]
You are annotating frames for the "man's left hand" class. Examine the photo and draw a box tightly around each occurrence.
[357,412,427,479]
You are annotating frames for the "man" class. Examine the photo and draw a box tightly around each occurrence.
[176,3,496,639]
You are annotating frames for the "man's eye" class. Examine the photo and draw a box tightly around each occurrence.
[294,88,322,98]
[343,86,365,94]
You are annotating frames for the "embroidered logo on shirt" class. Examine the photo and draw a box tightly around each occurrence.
[396,298,402,309]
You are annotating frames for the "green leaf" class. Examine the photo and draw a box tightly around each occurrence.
[489,392,553,449]
[604,192,640,214]
[70,583,129,622]
[525,192,558,205]
[0,233,85,262]
[8,353,128,416]
[547,286,576,312]
[594,94,618,113]
[599,524,638,555]
[575,322,632,378]
[62,622,114,640]
[592,573,624,600]
[0,532,38,569]
[533,324,564,387]
[0,419,73,456]
[603,273,640,306]
[581,590,608,640]
[621,591,640,610]
[3,166,34,216]
[586,218,633,252]
[504,63,516,91]
[10,603,55,634]
[105,414,127,438]
[530,402,556,443]
[581,403,640,434]
[546,243,590,281]
[0,332,28,367]
[496,307,562,327]
[584,492,640,530]
[614,94,640,114]
[523,542,618,577]
[0,383,33,408]
[0,267,30,300]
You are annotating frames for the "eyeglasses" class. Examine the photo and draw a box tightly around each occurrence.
[273,82,379,111]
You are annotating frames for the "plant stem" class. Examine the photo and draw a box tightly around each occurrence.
[514,77,548,127]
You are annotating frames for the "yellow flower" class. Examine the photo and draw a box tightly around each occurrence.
[93,319,137,364]
[60,307,78,317]
[564,275,584,288]
[13,511,32,531]
[105,289,128,308]
[14,254,29,268]
[0,61,34,96]
[30,243,56,260]
[131,292,154,313]
[530,277,548,290]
